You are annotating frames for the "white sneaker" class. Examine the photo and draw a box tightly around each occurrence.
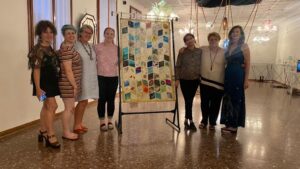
[108,122,114,130]
[100,124,108,131]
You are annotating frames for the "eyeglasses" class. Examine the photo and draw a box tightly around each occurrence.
[83,30,93,35]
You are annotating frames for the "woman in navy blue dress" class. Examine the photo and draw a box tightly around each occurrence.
[220,25,250,133]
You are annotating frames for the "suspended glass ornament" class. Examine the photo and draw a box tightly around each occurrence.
[220,38,229,48]
[222,17,228,31]
[205,21,214,30]
[147,0,178,20]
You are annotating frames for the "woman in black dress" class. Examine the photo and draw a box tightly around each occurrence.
[28,20,61,148]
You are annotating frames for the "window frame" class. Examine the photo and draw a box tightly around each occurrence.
[27,0,73,51]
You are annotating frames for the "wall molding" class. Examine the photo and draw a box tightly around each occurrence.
[0,101,97,139]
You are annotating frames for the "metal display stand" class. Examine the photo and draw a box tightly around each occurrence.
[271,64,289,88]
[115,13,180,134]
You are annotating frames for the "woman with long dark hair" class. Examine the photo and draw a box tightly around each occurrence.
[220,25,250,133]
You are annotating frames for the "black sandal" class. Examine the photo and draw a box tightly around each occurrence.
[38,130,47,142]
[199,123,207,129]
[189,122,197,131]
[46,135,61,148]
[184,121,189,130]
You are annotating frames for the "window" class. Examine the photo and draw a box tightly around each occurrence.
[55,0,72,48]
[27,0,72,50]
[98,0,117,42]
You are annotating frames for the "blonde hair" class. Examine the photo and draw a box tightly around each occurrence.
[207,32,221,41]
[78,24,93,38]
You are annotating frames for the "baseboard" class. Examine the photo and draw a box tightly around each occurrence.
[0,100,97,139]
[248,79,273,83]
[249,79,292,85]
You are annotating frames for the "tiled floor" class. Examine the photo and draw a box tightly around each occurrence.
[1,82,300,169]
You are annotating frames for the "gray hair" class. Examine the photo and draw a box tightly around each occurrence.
[61,24,77,35]
[79,24,94,35]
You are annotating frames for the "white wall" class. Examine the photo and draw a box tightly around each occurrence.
[117,0,147,15]
[72,0,97,28]
[0,0,147,133]
[248,36,278,64]
[274,20,300,87]
[0,0,65,132]
[99,0,117,42]
[0,0,99,132]
[276,22,300,64]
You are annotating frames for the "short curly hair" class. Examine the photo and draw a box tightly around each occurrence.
[61,24,77,35]
[78,24,94,38]
[207,32,221,41]
[35,20,57,37]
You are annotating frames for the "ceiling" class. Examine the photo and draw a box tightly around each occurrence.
[135,0,300,31]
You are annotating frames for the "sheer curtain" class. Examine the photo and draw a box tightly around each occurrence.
[32,0,70,48]
[33,0,52,44]
[109,0,117,43]
[99,0,108,42]
[55,0,71,48]
[98,0,117,43]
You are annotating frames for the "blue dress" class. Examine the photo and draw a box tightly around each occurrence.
[220,46,245,128]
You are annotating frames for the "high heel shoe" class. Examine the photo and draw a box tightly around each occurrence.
[184,121,189,130]
[199,123,207,129]
[38,130,47,142]
[189,122,197,131]
[46,135,61,148]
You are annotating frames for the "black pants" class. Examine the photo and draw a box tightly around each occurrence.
[97,76,119,119]
[200,84,223,126]
[180,79,200,121]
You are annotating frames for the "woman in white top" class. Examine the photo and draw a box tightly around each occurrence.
[73,25,99,133]
[199,32,225,130]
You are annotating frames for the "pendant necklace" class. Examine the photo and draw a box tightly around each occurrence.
[80,41,93,60]
[209,47,219,71]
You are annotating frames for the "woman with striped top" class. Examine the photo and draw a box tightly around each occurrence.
[199,32,225,130]
[59,24,82,140]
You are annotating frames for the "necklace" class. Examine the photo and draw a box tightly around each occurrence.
[209,47,219,71]
[80,41,93,60]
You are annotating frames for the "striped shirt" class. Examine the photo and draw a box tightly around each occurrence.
[58,43,82,98]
